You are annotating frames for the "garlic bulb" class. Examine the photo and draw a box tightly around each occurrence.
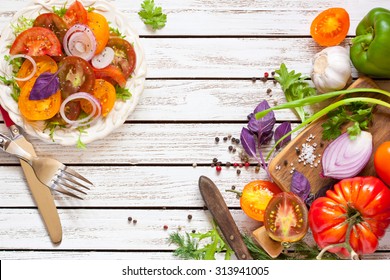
[311,46,352,93]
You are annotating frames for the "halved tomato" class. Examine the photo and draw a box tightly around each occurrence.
[33,13,68,42]
[310,8,350,46]
[63,0,88,27]
[87,12,109,54]
[10,27,63,56]
[107,37,136,79]
[93,65,127,88]
[80,79,116,117]
[18,78,62,121]
[58,56,95,98]
[16,55,58,88]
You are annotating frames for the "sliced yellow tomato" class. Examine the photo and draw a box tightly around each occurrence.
[87,12,110,54]
[16,55,58,88]
[80,79,116,117]
[18,78,62,121]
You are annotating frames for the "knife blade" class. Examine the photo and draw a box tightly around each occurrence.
[0,106,62,243]
[198,175,253,260]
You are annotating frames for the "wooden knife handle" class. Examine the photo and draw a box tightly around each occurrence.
[199,176,253,260]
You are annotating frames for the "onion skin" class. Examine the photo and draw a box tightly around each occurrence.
[322,131,372,179]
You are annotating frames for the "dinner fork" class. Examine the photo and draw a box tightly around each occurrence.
[0,133,93,199]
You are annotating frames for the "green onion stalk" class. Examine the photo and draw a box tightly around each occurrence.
[255,88,390,160]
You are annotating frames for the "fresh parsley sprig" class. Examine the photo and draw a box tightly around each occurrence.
[138,0,167,30]
[169,221,233,260]
[274,63,317,122]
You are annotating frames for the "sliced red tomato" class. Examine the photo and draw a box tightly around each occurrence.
[93,65,127,88]
[58,56,95,99]
[18,78,62,121]
[10,27,63,56]
[107,37,136,79]
[87,12,109,54]
[63,0,88,27]
[33,13,68,42]
[310,8,350,46]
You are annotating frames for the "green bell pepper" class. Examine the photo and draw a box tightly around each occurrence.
[350,8,390,78]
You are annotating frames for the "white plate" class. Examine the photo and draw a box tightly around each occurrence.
[0,0,146,146]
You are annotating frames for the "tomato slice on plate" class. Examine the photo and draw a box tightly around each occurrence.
[310,7,350,46]
[58,56,95,98]
[93,65,127,88]
[18,78,62,121]
[10,27,63,56]
[16,55,58,88]
[107,37,136,79]
[63,0,88,27]
[80,79,116,117]
[33,13,68,42]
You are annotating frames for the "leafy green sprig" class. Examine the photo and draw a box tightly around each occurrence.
[115,85,132,101]
[11,16,33,35]
[138,0,167,30]
[275,63,317,122]
[169,221,233,260]
[52,2,67,17]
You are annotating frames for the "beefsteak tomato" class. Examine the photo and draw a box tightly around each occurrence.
[309,176,390,258]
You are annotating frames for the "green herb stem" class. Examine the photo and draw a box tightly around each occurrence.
[255,88,390,119]
[266,96,390,160]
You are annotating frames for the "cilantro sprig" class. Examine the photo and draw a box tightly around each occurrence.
[138,0,167,30]
[275,63,317,122]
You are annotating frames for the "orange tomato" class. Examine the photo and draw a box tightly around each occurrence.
[16,55,58,88]
[18,78,62,121]
[374,142,390,186]
[310,8,350,46]
[87,12,110,54]
[81,79,116,117]
[233,180,282,222]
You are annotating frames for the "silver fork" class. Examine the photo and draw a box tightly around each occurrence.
[0,133,93,199]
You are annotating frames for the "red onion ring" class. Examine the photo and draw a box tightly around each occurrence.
[60,92,102,127]
[11,54,37,81]
[91,47,115,69]
[63,24,97,61]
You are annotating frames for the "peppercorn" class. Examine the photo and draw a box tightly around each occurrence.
[187,214,193,220]
[266,88,272,94]
[223,136,228,141]
[231,185,236,190]
[226,162,231,167]
[283,160,288,166]
[133,219,137,224]
[255,166,260,173]
[163,225,168,230]
[228,145,233,151]
[128,217,132,222]
[215,137,220,143]
[251,77,257,83]
[232,148,236,153]
[235,139,240,145]
[231,137,236,143]
[213,158,218,163]
[236,169,241,175]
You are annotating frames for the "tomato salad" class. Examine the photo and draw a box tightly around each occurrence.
[5,1,136,139]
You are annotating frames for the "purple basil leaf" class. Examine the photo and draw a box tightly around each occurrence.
[305,183,333,208]
[29,72,60,100]
[291,170,311,201]
[274,122,291,150]
[248,100,276,135]
[259,130,274,145]
[240,127,257,158]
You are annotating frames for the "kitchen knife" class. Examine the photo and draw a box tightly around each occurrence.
[0,106,62,243]
[198,175,253,260]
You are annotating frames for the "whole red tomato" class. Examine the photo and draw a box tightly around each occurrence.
[309,176,390,258]
[374,141,390,186]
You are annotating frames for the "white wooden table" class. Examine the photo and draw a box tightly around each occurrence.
[1,0,390,260]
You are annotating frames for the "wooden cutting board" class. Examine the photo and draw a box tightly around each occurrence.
[269,77,390,194]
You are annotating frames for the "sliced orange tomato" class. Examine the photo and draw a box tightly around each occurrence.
[87,11,110,54]
[63,0,88,27]
[310,8,350,46]
[93,65,127,88]
[80,79,116,117]
[18,78,62,121]
[16,55,58,88]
